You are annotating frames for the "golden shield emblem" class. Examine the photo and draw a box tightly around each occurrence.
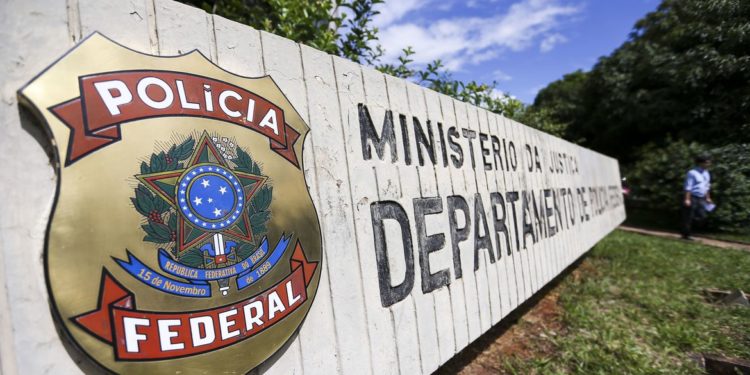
[18,33,322,373]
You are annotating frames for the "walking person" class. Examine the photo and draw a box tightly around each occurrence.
[681,154,713,240]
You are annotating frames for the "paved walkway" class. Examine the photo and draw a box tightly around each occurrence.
[619,226,750,252]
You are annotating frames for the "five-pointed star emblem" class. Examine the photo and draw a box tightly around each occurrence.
[136,132,267,252]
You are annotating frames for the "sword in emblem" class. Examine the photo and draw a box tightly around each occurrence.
[199,233,237,296]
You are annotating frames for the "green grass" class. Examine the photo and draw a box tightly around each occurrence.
[503,230,750,374]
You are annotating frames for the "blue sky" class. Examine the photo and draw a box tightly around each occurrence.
[373,0,660,103]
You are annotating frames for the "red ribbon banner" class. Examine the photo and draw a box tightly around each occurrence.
[74,241,317,360]
[50,70,300,168]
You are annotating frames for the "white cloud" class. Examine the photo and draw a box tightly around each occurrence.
[373,0,429,29]
[539,33,568,52]
[491,88,516,102]
[470,50,499,65]
[378,0,581,70]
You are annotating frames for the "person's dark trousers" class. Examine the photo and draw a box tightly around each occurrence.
[681,195,707,238]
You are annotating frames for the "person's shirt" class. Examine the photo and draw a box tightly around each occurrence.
[684,167,711,197]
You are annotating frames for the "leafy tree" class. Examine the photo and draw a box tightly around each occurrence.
[552,0,750,162]
[524,0,750,233]
[180,0,383,63]
[515,106,569,138]
[528,70,588,139]
[180,0,561,132]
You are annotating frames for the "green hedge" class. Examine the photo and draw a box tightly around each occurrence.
[626,140,750,232]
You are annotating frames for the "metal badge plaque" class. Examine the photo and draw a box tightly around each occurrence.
[18,33,322,374]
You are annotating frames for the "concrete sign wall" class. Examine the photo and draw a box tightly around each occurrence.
[0,0,626,373]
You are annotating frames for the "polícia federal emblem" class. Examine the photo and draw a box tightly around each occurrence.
[18,33,322,373]
[125,132,278,298]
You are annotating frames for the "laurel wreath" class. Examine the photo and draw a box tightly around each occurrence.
[131,136,272,269]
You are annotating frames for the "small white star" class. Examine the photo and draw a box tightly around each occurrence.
[201,179,210,188]
[213,208,222,217]
[218,186,227,195]
[193,197,203,205]
[207,197,213,203]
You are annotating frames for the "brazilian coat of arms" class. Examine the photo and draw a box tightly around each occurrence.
[18,33,322,373]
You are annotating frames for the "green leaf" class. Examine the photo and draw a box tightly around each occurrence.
[143,235,165,243]
[251,186,273,211]
[236,242,256,260]
[149,153,160,172]
[175,137,195,160]
[135,185,155,213]
[142,222,171,243]
[157,152,167,171]
[233,148,261,175]
[131,197,149,216]
[178,248,205,268]
[153,196,170,213]
[152,221,172,238]
[167,213,177,231]
[249,211,270,228]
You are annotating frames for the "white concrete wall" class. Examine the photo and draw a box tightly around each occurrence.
[0,0,626,374]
